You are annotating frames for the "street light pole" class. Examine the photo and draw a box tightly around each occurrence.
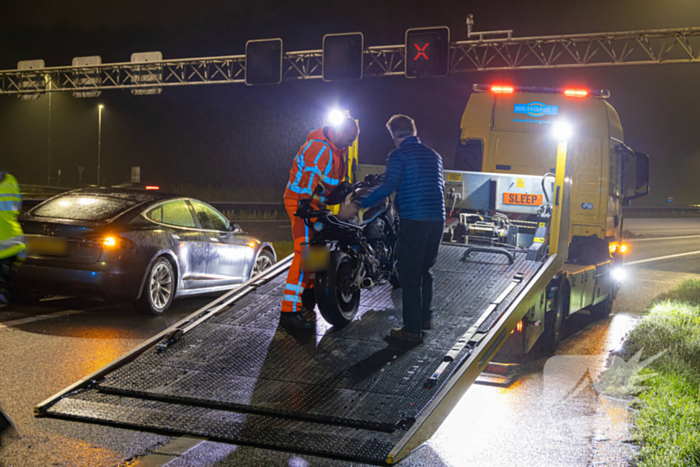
[97,104,103,186]
[45,75,52,186]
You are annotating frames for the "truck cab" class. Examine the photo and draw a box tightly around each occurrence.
[454,84,649,254]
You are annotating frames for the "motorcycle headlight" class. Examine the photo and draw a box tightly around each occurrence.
[314,222,324,232]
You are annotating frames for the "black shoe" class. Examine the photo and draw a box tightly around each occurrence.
[422,319,434,331]
[389,327,423,345]
[301,289,316,311]
[280,311,315,330]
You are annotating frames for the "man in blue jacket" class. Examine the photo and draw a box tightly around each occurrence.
[359,115,445,344]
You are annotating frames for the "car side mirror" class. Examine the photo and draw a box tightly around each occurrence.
[229,222,242,233]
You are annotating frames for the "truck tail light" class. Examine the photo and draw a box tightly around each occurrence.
[491,85,514,94]
[609,242,629,254]
[564,89,588,97]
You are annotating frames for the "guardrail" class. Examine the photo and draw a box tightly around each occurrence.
[623,206,700,218]
[20,191,693,220]
[209,202,287,221]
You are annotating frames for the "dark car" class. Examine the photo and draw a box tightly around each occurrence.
[16,188,276,314]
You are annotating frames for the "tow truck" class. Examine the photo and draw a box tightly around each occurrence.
[35,84,649,464]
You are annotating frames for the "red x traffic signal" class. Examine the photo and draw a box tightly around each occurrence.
[405,27,450,78]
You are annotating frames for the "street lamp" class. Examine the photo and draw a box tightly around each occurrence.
[97,104,104,186]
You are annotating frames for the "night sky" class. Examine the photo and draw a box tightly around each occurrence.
[1,0,699,205]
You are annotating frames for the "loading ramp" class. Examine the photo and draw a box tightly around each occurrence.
[37,244,555,464]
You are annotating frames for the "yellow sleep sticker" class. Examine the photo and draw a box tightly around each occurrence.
[533,237,545,243]
[517,178,525,188]
[539,222,546,227]
[446,172,462,182]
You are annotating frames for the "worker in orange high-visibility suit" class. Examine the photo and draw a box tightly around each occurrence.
[280,118,359,330]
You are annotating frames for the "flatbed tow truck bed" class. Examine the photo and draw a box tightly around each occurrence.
[37,244,554,464]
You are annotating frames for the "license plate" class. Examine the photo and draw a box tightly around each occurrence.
[302,246,330,271]
[503,193,543,206]
[26,236,68,256]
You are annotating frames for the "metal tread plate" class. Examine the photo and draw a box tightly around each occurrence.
[46,389,406,464]
[45,245,542,459]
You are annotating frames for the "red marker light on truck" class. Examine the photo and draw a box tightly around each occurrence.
[564,89,588,98]
[145,186,160,190]
[491,85,514,94]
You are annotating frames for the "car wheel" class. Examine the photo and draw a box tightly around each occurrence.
[134,257,176,315]
[251,250,275,278]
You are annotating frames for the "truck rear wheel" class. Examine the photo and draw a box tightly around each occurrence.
[315,251,360,328]
[590,293,613,320]
[541,280,569,353]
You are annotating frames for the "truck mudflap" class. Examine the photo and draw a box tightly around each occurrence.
[37,244,552,464]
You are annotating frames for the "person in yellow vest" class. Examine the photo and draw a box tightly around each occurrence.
[0,168,25,304]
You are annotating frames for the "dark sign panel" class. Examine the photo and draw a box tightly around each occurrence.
[405,27,450,78]
[323,33,364,82]
[245,39,283,85]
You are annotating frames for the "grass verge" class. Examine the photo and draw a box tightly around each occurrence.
[627,279,700,466]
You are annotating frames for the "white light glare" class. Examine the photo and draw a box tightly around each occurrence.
[552,121,573,142]
[612,267,626,282]
[328,109,345,127]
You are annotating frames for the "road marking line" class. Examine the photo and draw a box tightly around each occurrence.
[628,234,700,242]
[132,436,206,466]
[0,309,85,329]
[626,250,700,266]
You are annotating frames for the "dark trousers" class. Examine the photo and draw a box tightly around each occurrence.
[397,219,444,335]
[0,256,17,298]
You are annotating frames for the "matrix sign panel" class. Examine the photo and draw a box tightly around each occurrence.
[323,33,364,82]
[405,27,450,78]
[245,39,283,85]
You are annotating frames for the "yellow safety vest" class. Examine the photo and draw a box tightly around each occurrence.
[0,173,25,260]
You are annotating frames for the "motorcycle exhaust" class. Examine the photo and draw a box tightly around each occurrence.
[361,277,374,288]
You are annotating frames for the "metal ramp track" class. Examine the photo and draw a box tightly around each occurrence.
[38,244,547,464]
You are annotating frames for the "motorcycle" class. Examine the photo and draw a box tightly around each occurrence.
[295,174,399,327]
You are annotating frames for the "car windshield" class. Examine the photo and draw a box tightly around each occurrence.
[32,195,137,221]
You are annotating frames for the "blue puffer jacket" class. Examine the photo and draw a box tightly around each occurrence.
[361,137,445,222]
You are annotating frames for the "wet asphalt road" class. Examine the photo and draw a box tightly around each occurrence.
[1,218,698,466]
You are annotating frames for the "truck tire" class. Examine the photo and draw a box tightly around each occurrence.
[541,280,569,353]
[134,257,176,315]
[590,293,613,320]
[315,251,360,328]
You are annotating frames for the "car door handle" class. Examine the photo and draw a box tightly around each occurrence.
[210,237,219,242]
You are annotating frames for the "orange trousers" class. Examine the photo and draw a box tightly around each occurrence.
[281,200,316,313]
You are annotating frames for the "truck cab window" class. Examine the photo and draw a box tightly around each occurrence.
[454,138,484,172]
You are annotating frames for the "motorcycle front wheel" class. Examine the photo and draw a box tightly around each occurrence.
[315,251,361,327]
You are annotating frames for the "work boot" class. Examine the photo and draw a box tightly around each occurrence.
[389,327,423,345]
[299,304,316,321]
[301,289,316,312]
[280,311,315,331]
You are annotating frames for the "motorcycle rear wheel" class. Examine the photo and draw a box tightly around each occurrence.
[315,251,360,327]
